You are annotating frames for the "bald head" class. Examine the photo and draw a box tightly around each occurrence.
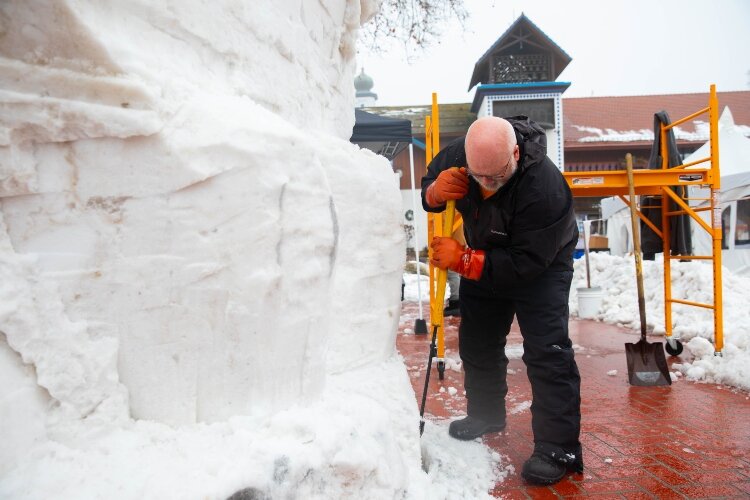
[465,117,519,191]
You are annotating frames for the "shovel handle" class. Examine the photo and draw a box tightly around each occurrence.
[626,154,648,339]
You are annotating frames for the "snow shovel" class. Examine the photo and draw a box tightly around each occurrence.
[624,153,671,387]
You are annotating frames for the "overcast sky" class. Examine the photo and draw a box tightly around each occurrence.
[356,0,750,106]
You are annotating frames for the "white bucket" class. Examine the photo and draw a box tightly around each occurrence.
[577,286,602,319]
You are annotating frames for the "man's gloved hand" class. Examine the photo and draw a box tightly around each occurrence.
[430,236,485,281]
[426,167,469,207]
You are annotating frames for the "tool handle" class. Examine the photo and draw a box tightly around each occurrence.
[583,220,592,288]
[626,154,648,339]
[434,199,456,313]
[419,324,439,436]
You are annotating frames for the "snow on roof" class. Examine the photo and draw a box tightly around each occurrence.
[564,91,750,145]
[574,121,711,143]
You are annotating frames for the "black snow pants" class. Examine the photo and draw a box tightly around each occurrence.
[458,268,581,453]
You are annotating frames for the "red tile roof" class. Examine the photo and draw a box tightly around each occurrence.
[563,90,750,149]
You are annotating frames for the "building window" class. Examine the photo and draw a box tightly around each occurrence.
[736,198,750,248]
[492,99,555,129]
[492,53,550,83]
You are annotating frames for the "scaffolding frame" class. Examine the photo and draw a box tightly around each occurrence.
[563,85,724,355]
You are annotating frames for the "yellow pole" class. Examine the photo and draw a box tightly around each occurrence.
[434,200,456,326]
[709,84,724,354]
[425,116,436,324]
[431,93,447,366]
[432,93,441,152]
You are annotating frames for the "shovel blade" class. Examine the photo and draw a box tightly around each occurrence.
[625,339,672,386]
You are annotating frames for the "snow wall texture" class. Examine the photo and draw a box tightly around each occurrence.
[0,0,404,469]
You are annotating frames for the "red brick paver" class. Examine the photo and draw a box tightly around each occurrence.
[397,301,750,498]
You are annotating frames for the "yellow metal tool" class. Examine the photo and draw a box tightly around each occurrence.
[419,196,455,436]
[419,93,458,435]
[434,198,457,330]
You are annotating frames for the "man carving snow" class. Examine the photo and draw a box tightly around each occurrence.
[421,116,582,486]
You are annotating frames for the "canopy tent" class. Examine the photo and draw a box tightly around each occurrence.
[684,108,750,178]
[350,108,412,160]
[602,107,750,275]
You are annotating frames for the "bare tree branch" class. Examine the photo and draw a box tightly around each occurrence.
[360,0,468,57]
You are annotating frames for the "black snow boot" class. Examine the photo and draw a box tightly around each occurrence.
[521,445,584,485]
[448,416,505,440]
[444,299,460,317]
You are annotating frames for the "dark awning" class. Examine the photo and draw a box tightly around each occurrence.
[351,109,412,160]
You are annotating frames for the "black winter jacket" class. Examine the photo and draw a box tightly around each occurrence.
[421,116,578,291]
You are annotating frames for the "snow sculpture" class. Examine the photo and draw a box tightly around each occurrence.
[0,0,400,443]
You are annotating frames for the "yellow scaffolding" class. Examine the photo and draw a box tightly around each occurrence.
[563,85,724,355]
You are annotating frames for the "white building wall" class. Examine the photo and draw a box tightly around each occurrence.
[478,93,566,171]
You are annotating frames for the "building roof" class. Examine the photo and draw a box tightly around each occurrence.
[363,103,476,137]
[563,90,750,150]
[363,90,750,151]
[354,68,374,92]
[468,13,572,91]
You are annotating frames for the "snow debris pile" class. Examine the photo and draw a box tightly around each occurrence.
[571,252,750,390]
[0,1,503,498]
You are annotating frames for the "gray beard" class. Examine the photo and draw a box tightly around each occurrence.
[476,164,517,192]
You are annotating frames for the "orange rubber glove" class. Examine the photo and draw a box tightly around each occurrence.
[425,167,469,207]
[430,236,486,281]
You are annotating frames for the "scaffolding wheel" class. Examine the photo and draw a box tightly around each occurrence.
[665,339,683,356]
[437,360,445,380]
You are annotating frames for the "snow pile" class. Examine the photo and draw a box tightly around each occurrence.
[420,421,506,499]
[1,356,501,499]
[571,253,750,390]
[403,271,434,302]
[0,1,505,498]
